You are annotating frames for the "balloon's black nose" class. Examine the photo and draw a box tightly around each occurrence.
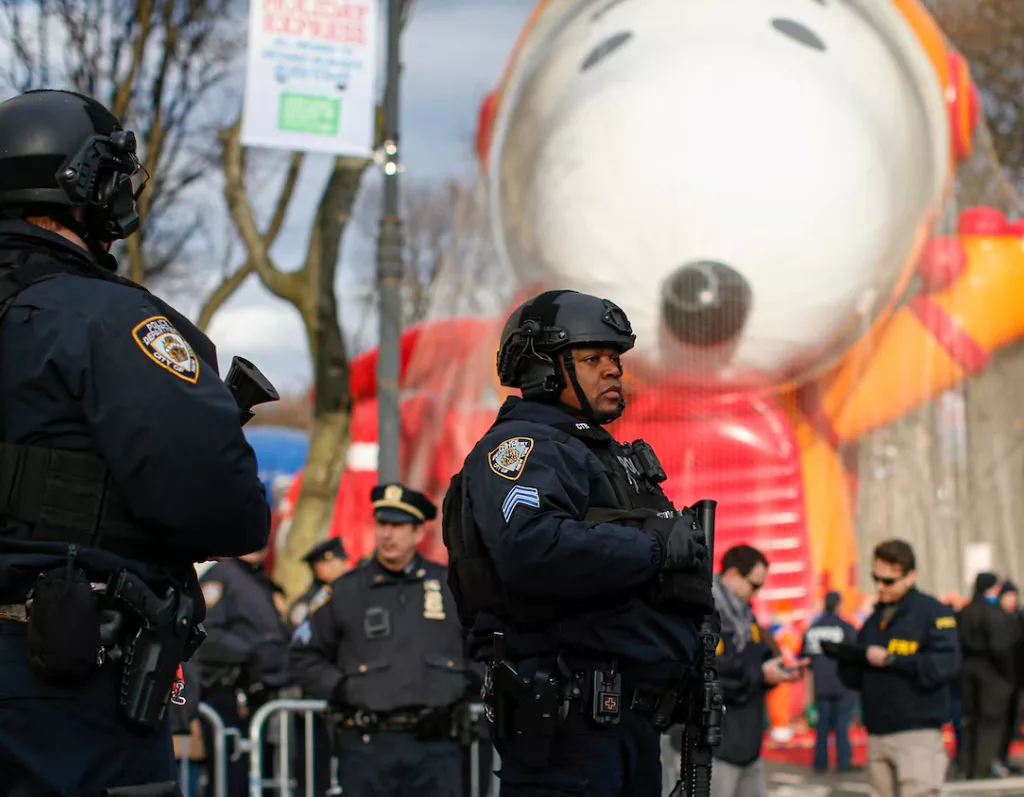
[662,260,752,345]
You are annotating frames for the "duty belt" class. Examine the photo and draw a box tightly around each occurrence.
[341,707,434,733]
[0,603,27,622]
[0,580,108,623]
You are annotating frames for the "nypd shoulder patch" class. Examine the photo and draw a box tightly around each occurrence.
[489,436,535,481]
[502,485,540,523]
[131,316,200,384]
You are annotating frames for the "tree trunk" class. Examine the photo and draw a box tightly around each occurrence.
[855,120,1021,596]
[274,157,365,601]
[276,408,351,600]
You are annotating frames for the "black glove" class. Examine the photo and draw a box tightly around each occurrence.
[649,515,708,572]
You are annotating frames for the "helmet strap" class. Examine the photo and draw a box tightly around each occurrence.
[560,351,624,425]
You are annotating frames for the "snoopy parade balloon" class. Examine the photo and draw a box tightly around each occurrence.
[279,0,1024,698]
[469,0,1024,610]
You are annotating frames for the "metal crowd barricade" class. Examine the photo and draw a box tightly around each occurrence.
[243,698,498,797]
[175,702,233,797]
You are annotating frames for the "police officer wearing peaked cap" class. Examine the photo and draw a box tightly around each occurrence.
[371,481,439,524]
[197,546,292,797]
[0,89,270,795]
[290,483,476,797]
[289,537,350,629]
[442,289,712,797]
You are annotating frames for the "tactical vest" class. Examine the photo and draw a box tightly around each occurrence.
[0,248,191,561]
[443,417,714,636]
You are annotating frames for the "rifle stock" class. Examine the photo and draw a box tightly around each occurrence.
[224,355,279,426]
[670,499,723,797]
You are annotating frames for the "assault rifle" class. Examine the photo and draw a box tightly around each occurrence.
[224,355,279,426]
[670,499,724,797]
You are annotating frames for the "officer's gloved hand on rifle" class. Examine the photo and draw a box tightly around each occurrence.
[582,506,708,573]
[648,515,708,573]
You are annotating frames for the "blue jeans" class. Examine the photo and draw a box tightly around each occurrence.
[814,697,855,772]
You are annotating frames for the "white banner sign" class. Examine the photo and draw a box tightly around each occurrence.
[240,0,379,156]
[963,542,993,592]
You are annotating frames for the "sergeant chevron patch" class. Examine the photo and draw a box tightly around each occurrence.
[502,485,540,523]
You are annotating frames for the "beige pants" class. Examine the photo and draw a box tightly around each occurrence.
[867,729,948,797]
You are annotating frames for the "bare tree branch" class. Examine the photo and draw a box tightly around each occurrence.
[196,149,305,330]
[219,120,305,303]
[0,0,243,286]
[195,259,253,331]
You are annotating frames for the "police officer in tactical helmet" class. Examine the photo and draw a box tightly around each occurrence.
[443,289,712,797]
[0,89,270,796]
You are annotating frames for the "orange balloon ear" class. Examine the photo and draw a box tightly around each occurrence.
[947,51,980,163]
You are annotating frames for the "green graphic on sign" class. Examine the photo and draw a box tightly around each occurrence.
[278,94,340,136]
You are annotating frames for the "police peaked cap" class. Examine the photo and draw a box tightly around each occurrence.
[302,537,348,565]
[371,483,437,526]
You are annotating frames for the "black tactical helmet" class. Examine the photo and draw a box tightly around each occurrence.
[497,289,635,421]
[0,89,144,260]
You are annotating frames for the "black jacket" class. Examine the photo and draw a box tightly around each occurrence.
[714,607,773,766]
[196,559,291,689]
[958,596,1020,682]
[0,224,269,615]
[802,613,858,700]
[290,555,473,712]
[839,588,961,735]
[461,397,699,668]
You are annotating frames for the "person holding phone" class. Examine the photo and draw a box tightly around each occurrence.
[711,545,810,797]
[836,539,961,797]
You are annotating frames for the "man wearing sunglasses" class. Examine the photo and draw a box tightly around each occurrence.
[836,540,961,797]
[710,544,809,797]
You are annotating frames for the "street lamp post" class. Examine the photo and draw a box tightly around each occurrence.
[375,0,405,484]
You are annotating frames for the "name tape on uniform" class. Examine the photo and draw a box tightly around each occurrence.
[131,316,200,384]
[502,485,540,523]
[489,437,534,481]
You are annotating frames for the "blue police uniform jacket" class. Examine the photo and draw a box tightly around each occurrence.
[838,587,961,735]
[802,613,858,700]
[289,554,473,713]
[0,223,269,615]
[463,396,699,669]
[196,559,292,688]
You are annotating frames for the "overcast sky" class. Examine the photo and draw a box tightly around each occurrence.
[194,0,534,393]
